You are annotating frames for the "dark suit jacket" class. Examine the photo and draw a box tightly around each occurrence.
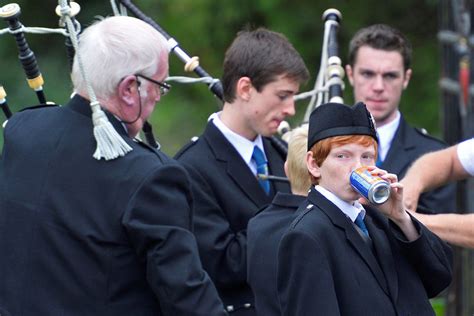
[0,95,226,316]
[247,192,307,316]
[175,121,290,315]
[277,187,453,316]
[381,115,456,213]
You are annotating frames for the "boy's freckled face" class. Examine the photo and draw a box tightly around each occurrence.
[314,143,376,202]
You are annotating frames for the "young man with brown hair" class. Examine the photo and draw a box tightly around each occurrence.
[175,27,309,315]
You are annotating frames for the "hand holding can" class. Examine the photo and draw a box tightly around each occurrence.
[350,166,391,204]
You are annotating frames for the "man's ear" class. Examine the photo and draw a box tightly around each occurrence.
[235,76,252,101]
[345,65,354,86]
[306,151,321,179]
[402,68,412,90]
[118,75,139,106]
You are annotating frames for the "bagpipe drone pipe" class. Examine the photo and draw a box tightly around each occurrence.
[0,2,48,121]
[0,1,80,123]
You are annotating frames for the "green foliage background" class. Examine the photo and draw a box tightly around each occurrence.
[0,0,441,156]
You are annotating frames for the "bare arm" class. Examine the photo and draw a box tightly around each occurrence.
[369,167,419,241]
[401,145,469,211]
[410,212,474,249]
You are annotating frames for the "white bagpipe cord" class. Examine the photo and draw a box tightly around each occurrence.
[109,0,221,94]
[280,9,343,142]
[110,0,128,16]
[302,19,338,123]
[58,0,132,161]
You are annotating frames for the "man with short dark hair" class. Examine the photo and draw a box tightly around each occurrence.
[346,24,456,214]
[175,27,309,315]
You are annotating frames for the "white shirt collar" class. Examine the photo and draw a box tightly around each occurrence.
[209,112,266,173]
[376,111,401,161]
[315,185,366,222]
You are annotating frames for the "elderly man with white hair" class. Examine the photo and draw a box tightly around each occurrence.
[0,16,226,316]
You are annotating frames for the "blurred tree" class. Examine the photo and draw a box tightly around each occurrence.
[0,0,439,155]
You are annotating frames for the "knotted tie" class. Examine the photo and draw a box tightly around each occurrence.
[354,212,369,237]
[252,146,270,194]
[376,154,383,167]
[376,135,383,167]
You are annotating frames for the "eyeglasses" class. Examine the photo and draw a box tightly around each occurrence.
[135,74,171,96]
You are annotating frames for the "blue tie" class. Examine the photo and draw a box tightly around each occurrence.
[252,146,270,194]
[354,212,369,237]
[376,135,383,167]
[376,151,383,167]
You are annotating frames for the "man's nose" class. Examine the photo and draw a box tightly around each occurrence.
[283,99,296,117]
[372,75,384,91]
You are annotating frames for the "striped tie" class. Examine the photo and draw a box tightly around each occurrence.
[252,146,270,194]
[355,212,369,237]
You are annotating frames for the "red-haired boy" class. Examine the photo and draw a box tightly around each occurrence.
[277,102,452,316]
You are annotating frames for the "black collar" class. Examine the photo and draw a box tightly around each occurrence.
[66,94,129,138]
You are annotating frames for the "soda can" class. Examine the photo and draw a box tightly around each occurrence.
[350,166,390,204]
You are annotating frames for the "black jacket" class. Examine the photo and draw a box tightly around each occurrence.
[247,192,307,316]
[381,115,456,213]
[175,121,290,315]
[0,95,226,316]
[277,187,453,316]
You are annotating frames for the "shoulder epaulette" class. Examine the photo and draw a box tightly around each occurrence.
[290,203,314,229]
[174,136,200,159]
[132,138,167,162]
[19,103,60,112]
[414,127,447,145]
[253,203,272,216]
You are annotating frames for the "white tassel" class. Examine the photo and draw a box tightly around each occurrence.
[90,101,132,160]
[58,0,132,161]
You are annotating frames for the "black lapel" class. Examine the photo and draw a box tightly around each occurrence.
[203,122,272,206]
[365,212,398,302]
[308,188,390,296]
[132,138,162,159]
[380,115,415,174]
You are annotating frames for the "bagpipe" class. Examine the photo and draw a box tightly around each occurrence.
[284,8,345,137]
[264,8,344,183]
[0,1,79,119]
[0,1,345,161]
[0,3,48,119]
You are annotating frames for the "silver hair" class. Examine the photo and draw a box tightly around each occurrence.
[71,16,168,99]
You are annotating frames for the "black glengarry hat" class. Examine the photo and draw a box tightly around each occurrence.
[307,102,377,150]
